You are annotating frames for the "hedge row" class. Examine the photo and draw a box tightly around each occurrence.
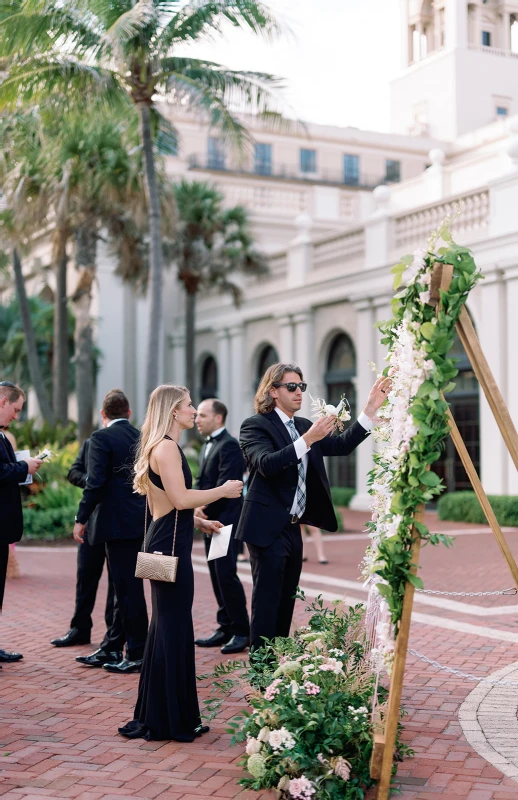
[23,505,76,540]
[437,491,518,527]
[330,486,355,508]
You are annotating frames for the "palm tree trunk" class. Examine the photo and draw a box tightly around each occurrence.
[72,226,97,442]
[185,289,196,440]
[138,101,163,400]
[53,229,69,422]
[12,248,55,423]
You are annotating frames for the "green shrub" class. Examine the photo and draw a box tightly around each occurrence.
[22,505,76,540]
[437,491,518,527]
[334,505,344,532]
[10,419,77,450]
[330,486,355,508]
[30,482,82,510]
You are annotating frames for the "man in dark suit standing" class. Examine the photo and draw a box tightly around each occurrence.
[50,436,121,648]
[237,363,390,652]
[194,399,249,654]
[73,389,148,674]
[0,381,42,666]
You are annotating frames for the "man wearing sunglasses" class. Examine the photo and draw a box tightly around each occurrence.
[236,363,390,653]
[0,381,43,667]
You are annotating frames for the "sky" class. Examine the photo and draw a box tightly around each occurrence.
[178,0,403,133]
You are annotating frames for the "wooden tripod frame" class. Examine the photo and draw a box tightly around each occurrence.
[373,263,518,799]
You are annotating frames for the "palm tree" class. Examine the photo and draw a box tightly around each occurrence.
[173,178,268,402]
[0,0,285,400]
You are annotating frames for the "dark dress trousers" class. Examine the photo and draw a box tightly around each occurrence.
[67,439,121,645]
[0,432,29,611]
[195,430,249,638]
[237,410,369,650]
[75,420,148,660]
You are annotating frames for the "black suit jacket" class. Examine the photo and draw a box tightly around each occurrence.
[236,410,369,547]
[68,438,94,544]
[75,420,145,544]
[195,429,245,529]
[0,432,29,544]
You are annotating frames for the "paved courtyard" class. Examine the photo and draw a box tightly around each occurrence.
[2,511,518,800]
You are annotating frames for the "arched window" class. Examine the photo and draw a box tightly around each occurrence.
[433,327,480,492]
[199,355,218,402]
[256,344,279,387]
[325,333,357,489]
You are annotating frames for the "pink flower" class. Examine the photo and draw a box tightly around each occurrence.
[289,775,316,799]
[303,681,320,695]
[264,678,282,700]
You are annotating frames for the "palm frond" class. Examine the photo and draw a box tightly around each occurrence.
[102,0,157,49]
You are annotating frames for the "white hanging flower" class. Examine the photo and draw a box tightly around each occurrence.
[245,737,262,755]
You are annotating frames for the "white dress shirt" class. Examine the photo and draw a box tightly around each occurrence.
[107,418,128,427]
[203,426,226,460]
[274,407,372,516]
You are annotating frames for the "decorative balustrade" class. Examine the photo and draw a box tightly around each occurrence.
[394,189,489,251]
[268,251,288,276]
[224,184,309,216]
[312,227,365,269]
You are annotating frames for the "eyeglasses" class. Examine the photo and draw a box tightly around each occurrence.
[272,382,307,393]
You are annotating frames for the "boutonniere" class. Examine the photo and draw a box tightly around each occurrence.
[309,394,351,432]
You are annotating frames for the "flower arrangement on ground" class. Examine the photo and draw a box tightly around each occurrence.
[207,595,411,800]
[362,214,482,671]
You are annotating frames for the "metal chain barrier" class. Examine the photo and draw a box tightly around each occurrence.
[408,648,518,686]
[415,587,517,597]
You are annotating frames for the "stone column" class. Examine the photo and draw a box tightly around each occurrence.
[229,325,245,437]
[446,0,468,50]
[505,269,518,494]
[216,328,231,404]
[287,214,313,288]
[277,315,294,362]
[293,310,314,417]
[364,186,392,269]
[170,334,186,388]
[478,273,508,494]
[349,300,376,511]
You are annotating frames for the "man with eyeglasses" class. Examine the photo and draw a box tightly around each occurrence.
[0,382,43,667]
[236,363,390,653]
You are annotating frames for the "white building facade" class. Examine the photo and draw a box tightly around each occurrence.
[90,0,518,507]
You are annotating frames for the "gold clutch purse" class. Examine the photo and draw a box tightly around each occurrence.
[135,501,179,583]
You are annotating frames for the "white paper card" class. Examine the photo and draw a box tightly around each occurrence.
[16,450,33,486]
[207,524,233,561]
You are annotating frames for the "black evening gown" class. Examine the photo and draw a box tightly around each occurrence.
[119,442,202,742]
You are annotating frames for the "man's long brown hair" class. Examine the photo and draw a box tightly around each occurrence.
[254,363,303,414]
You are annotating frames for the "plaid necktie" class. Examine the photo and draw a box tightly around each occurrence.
[286,419,306,518]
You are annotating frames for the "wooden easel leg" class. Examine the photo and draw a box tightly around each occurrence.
[376,507,424,800]
[456,306,518,471]
[446,407,518,588]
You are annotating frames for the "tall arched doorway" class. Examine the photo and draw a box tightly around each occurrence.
[433,331,480,492]
[325,333,357,489]
[255,344,279,389]
[199,355,218,401]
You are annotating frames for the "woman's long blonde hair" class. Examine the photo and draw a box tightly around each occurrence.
[133,384,189,495]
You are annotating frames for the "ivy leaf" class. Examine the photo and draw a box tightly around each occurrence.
[419,421,434,435]
[420,322,436,341]
[443,381,456,393]
[401,255,414,265]
[391,263,407,274]
[407,574,424,590]
[420,471,441,487]
[393,273,403,291]
[413,521,429,537]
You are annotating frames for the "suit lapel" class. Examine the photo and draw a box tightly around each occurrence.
[0,432,16,463]
[266,410,294,448]
[199,431,227,478]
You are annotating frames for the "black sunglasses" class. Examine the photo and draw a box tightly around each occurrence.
[0,381,16,388]
[273,382,307,393]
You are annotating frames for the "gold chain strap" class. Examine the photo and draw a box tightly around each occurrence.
[143,495,178,555]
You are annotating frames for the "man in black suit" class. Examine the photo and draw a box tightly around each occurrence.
[73,389,148,674]
[0,381,42,666]
[194,399,249,655]
[50,436,121,648]
[237,363,390,652]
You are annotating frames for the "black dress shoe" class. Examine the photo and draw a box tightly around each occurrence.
[102,658,143,674]
[221,635,249,655]
[0,649,23,663]
[51,628,91,647]
[76,648,122,667]
[195,631,230,648]
[194,724,210,737]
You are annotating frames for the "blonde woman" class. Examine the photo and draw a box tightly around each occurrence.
[119,385,242,742]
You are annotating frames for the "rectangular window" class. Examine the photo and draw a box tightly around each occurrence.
[385,159,401,183]
[482,30,491,46]
[300,148,317,174]
[254,142,272,175]
[343,154,360,185]
[496,106,509,117]
[207,137,225,170]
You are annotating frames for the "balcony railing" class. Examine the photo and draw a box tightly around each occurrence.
[187,154,399,190]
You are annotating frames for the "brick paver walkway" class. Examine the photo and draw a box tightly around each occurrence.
[2,511,518,800]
